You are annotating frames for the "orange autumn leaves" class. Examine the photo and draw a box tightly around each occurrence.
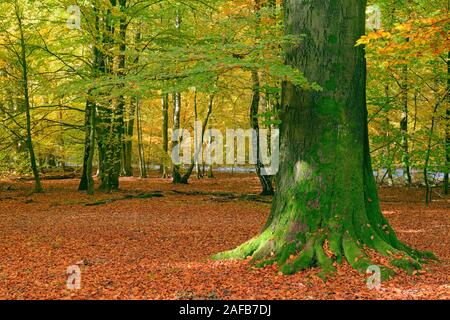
[358,10,450,67]
[0,175,448,299]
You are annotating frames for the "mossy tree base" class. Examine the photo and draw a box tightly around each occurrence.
[213,222,435,280]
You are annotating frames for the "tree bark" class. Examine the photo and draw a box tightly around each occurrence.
[172,92,183,183]
[58,108,66,169]
[122,101,136,177]
[193,90,203,179]
[161,93,169,178]
[384,86,394,187]
[79,3,102,192]
[136,99,147,178]
[400,63,412,186]
[180,94,214,184]
[251,69,274,196]
[207,163,214,178]
[15,0,42,193]
[98,0,126,192]
[79,99,96,192]
[215,0,434,277]
[85,99,96,195]
[424,102,440,205]
[444,49,449,195]
[122,30,141,178]
[172,11,183,184]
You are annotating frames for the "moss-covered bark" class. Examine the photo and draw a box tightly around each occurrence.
[214,0,435,278]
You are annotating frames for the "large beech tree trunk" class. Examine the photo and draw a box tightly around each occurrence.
[98,0,126,192]
[215,0,433,278]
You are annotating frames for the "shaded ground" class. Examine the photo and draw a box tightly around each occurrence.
[0,173,448,300]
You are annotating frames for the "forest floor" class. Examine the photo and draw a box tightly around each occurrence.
[0,173,448,300]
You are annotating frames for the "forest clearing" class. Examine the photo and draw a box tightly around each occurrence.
[0,174,448,300]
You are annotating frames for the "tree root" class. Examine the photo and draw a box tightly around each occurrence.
[213,228,436,281]
[84,192,163,206]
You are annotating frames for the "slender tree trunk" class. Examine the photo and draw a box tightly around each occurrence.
[172,11,183,184]
[215,0,433,277]
[207,163,214,178]
[115,0,127,178]
[161,93,169,178]
[193,90,203,179]
[122,101,136,177]
[58,108,66,169]
[400,56,412,187]
[97,131,106,178]
[122,30,141,178]
[384,86,394,187]
[15,1,42,192]
[85,99,96,195]
[196,164,203,178]
[424,103,440,205]
[249,0,274,195]
[79,3,103,192]
[385,122,395,188]
[79,99,96,191]
[180,90,199,184]
[172,92,182,183]
[444,49,449,195]
[136,99,147,178]
[251,69,274,195]
[206,122,214,179]
[181,94,214,184]
[387,169,394,187]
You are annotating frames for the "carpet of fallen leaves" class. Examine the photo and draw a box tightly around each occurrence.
[0,173,448,300]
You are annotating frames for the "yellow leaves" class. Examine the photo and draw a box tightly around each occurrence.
[360,12,449,48]
[356,37,368,46]
[360,12,449,69]
[394,21,413,33]
[222,0,254,17]
[357,30,392,46]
